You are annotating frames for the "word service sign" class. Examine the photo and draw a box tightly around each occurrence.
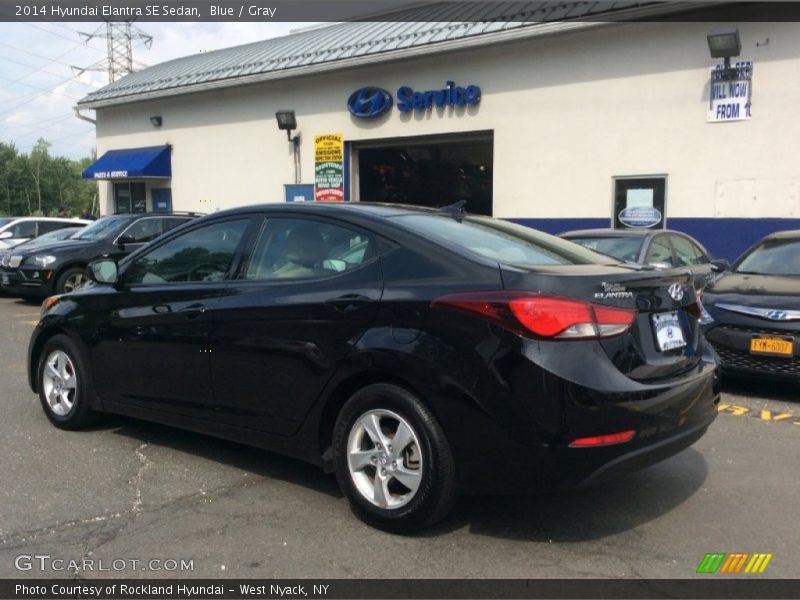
[708,60,753,123]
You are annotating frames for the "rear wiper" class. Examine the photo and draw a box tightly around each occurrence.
[439,200,467,221]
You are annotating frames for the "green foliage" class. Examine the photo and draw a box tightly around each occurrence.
[0,139,97,217]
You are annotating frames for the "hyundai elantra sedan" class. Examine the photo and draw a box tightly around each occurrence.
[27,203,719,531]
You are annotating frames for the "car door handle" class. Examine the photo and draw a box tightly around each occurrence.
[325,294,372,313]
[181,303,207,319]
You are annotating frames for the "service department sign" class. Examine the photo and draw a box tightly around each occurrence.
[347,81,481,118]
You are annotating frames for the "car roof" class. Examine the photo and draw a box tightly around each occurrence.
[561,228,692,238]
[762,229,800,241]
[561,228,653,238]
[1,216,90,223]
[206,202,454,221]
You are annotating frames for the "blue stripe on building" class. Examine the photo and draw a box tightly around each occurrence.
[510,218,800,262]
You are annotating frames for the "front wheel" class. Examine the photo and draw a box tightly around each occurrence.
[333,383,457,533]
[37,334,98,429]
[55,267,92,294]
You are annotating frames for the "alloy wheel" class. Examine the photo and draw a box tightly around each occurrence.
[41,350,77,416]
[347,409,423,509]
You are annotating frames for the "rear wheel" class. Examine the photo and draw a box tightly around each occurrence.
[56,267,92,294]
[37,334,98,429]
[333,383,457,532]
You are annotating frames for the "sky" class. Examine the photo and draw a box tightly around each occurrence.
[0,22,316,160]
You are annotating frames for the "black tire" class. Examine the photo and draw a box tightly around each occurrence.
[55,267,89,295]
[333,383,457,533]
[37,334,98,430]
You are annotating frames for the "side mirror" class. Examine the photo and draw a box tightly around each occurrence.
[0,231,13,240]
[117,234,134,248]
[88,259,119,284]
[710,258,730,273]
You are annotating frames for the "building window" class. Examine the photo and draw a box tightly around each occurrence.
[613,176,666,229]
[114,182,147,214]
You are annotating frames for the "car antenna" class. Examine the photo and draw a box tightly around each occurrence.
[439,200,467,221]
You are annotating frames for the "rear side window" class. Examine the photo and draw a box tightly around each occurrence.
[10,221,36,238]
[394,214,610,266]
[244,218,373,280]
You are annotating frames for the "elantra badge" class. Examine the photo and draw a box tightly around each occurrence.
[668,283,685,302]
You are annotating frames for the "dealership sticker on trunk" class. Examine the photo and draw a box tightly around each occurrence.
[652,311,686,351]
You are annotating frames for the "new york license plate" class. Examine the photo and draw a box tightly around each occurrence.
[652,311,686,351]
[750,336,793,357]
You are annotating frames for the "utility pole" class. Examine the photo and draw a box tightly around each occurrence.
[73,21,153,82]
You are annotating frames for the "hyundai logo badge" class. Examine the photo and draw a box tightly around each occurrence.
[767,310,788,320]
[668,283,685,302]
[347,87,393,119]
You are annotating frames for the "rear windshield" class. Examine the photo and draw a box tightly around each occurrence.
[394,214,614,266]
[567,236,643,263]
[72,216,129,241]
[735,239,800,275]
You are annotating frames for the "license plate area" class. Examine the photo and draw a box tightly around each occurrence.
[1,273,8,286]
[750,336,794,357]
[652,311,686,351]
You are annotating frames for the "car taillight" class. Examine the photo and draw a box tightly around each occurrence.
[431,291,636,340]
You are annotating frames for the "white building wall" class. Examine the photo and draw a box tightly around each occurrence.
[93,20,800,228]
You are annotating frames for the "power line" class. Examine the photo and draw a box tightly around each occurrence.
[75,22,153,82]
[22,22,106,54]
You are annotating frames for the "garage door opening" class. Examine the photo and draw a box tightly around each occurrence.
[355,132,493,216]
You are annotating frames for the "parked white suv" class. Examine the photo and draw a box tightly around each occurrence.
[0,217,90,250]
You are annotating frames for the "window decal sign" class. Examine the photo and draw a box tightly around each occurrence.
[618,206,662,228]
[314,134,345,202]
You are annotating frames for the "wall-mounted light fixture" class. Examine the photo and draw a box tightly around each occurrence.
[275,110,301,184]
[150,116,163,127]
[707,29,744,79]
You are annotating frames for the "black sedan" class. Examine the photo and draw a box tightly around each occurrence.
[560,228,728,291]
[27,203,719,531]
[703,229,800,380]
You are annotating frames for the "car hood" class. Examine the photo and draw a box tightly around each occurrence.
[705,272,800,299]
[703,272,800,322]
[12,239,97,257]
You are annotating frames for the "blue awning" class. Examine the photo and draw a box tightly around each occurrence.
[82,145,171,180]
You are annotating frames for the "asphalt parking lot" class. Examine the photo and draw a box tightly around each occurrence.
[0,295,797,579]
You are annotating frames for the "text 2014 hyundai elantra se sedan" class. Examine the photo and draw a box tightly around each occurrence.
[28,203,719,531]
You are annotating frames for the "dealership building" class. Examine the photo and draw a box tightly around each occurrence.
[78,2,800,259]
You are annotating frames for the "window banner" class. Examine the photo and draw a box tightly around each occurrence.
[314,134,345,201]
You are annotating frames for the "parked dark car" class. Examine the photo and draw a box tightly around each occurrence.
[1,212,197,298]
[560,228,729,291]
[28,203,719,531]
[702,229,800,380]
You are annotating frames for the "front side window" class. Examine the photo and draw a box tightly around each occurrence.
[126,219,249,285]
[244,218,373,280]
[119,218,164,244]
[670,235,707,266]
[644,235,674,266]
[568,237,643,263]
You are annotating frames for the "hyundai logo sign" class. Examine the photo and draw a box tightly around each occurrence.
[347,87,393,119]
[668,283,685,302]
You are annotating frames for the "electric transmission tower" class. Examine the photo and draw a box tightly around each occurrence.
[73,21,153,82]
